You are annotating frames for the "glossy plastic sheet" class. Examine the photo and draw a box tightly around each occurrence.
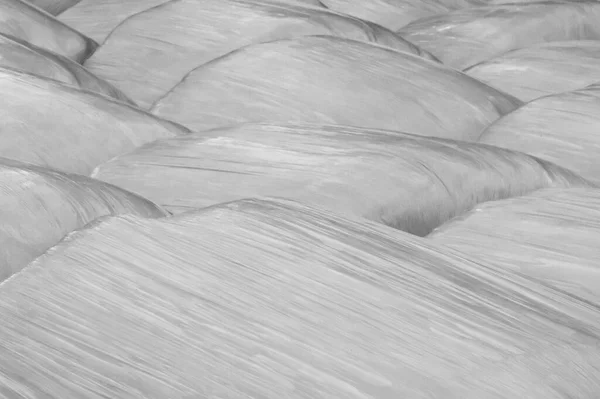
[479,83,600,184]
[92,123,592,235]
[398,2,600,69]
[150,36,521,140]
[0,67,189,176]
[0,34,133,104]
[465,41,600,101]
[25,0,81,16]
[0,198,599,398]
[320,0,450,31]
[430,188,600,305]
[83,0,434,108]
[0,157,166,282]
[0,0,97,62]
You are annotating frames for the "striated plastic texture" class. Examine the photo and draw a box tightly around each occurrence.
[465,40,600,101]
[25,0,81,16]
[0,157,166,282]
[92,123,593,236]
[0,33,133,103]
[83,0,434,108]
[479,83,600,184]
[0,198,598,398]
[0,67,189,176]
[429,188,600,305]
[0,0,97,62]
[150,36,521,140]
[398,2,600,69]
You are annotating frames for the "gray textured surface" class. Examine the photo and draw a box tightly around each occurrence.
[430,188,600,305]
[0,0,96,62]
[25,0,81,16]
[0,67,189,176]
[92,122,593,235]
[0,157,166,282]
[82,0,432,109]
[465,40,600,101]
[479,82,600,184]
[0,198,599,398]
[0,33,133,103]
[398,2,600,69]
[150,36,521,140]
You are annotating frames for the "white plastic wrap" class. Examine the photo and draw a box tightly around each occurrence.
[60,0,327,43]
[24,0,81,16]
[0,67,189,176]
[0,198,598,398]
[0,0,97,62]
[0,157,166,282]
[0,34,133,104]
[82,0,434,108]
[465,41,600,101]
[321,0,450,31]
[92,123,592,235]
[479,83,600,184]
[429,188,600,305]
[398,2,600,69]
[150,36,521,140]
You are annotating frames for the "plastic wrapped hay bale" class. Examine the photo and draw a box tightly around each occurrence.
[0,158,166,281]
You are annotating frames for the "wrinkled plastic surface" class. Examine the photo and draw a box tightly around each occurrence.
[0,198,599,398]
[60,0,326,43]
[0,157,166,282]
[398,2,600,69]
[0,34,133,103]
[430,188,600,305]
[0,68,188,176]
[479,83,600,184]
[92,123,592,235]
[151,36,521,140]
[83,0,433,108]
[321,0,450,31]
[0,0,97,62]
[25,0,81,16]
[465,41,600,101]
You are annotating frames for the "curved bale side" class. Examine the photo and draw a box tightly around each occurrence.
[0,198,598,398]
[92,123,593,236]
[150,36,521,140]
[464,41,600,102]
[398,2,600,69]
[429,187,600,305]
[0,158,166,282]
[0,68,189,176]
[82,0,434,108]
[0,0,97,62]
[479,83,600,185]
[25,0,81,16]
[0,33,134,104]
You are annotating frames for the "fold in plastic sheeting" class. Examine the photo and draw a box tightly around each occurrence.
[58,0,172,43]
[479,83,600,185]
[0,0,97,63]
[0,198,599,398]
[60,0,327,43]
[25,0,81,16]
[464,41,600,102]
[398,2,600,69]
[92,123,593,236]
[0,68,189,176]
[150,36,521,140]
[0,157,166,283]
[83,0,435,109]
[429,188,600,306]
[0,34,134,104]
[320,0,451,31]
